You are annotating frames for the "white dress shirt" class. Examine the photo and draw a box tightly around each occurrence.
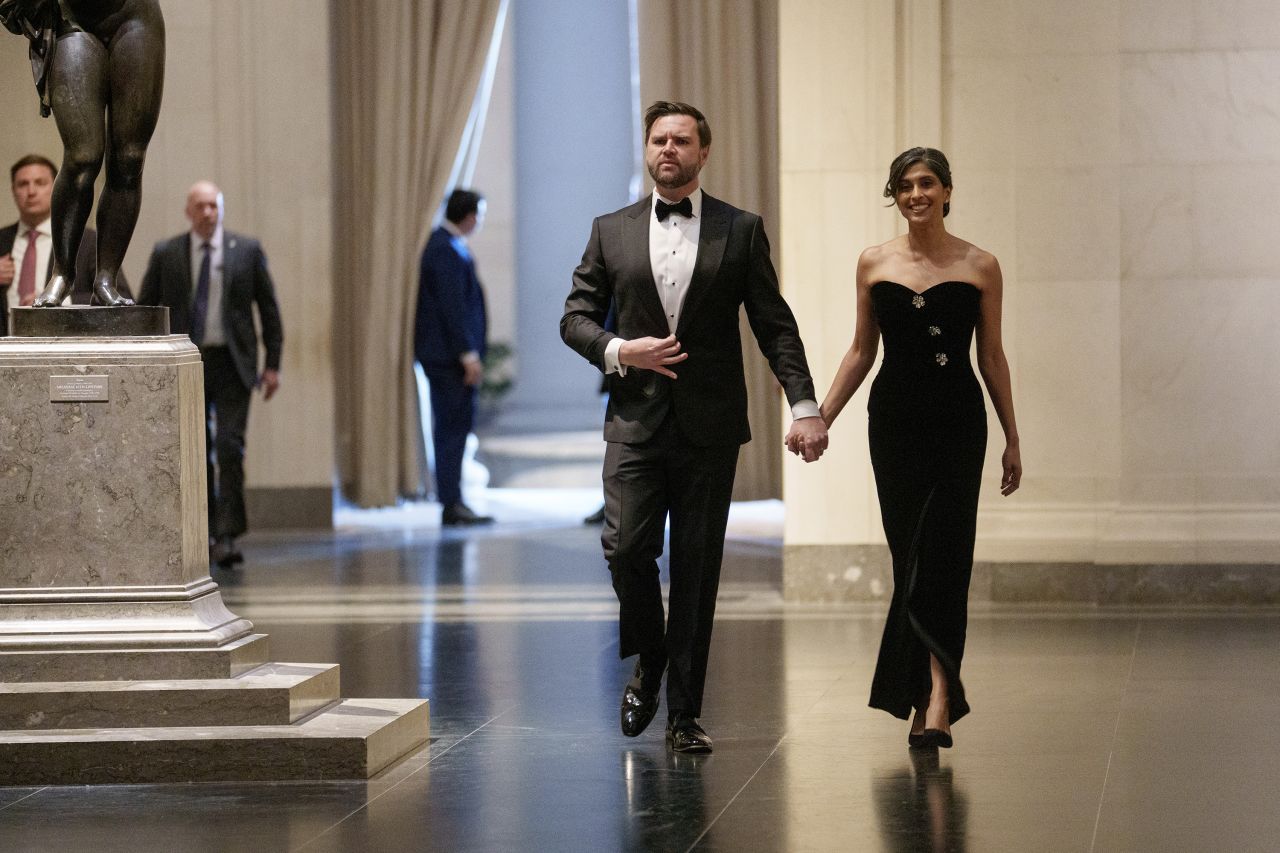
[603,189,820,421]
[6,217,52,309]
[190,226,227,346]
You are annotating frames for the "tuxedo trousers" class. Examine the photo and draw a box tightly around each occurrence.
[602,411,739,719]
[202,346,251,539]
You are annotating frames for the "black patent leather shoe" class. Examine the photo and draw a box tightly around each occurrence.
[441,502,495,526]
[665,714,713,754]
[620,663,660,737]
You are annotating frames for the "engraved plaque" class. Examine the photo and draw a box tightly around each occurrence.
[49,375,110,402]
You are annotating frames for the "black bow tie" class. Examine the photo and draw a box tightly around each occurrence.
[655,197,693,222]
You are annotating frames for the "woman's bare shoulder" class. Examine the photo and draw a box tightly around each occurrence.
[951,238,1000,288]
[857,238,906,285]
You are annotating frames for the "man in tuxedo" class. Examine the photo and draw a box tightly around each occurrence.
[414,188,493,527]
[0,153,129,334]
[138,181,284,568]
[561,101,828,753]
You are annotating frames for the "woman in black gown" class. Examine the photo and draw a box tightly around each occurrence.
[805,148,1021,748]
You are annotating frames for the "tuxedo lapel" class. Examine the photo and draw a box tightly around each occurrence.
[676,194,730,336]
[223,234,241,305]
[624,196,668,333]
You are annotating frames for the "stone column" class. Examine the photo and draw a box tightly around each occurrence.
[779,0,943,601]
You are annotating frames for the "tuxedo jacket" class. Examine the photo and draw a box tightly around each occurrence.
[138,230,284,391]
[0,223,128,334]
[561,192,815,447]
[413,225,487,374]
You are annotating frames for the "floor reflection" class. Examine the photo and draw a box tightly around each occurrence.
[874,748,969,852]
[4,506,1280,851]
[620,748,709,852]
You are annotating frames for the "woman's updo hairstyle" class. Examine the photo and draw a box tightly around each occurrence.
[883,147,953,217]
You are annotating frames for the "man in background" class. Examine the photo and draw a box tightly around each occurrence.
[0,153,128,334]
[414,188,493,527]
[138,181,284,568]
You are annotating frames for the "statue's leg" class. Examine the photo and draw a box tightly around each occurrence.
[34,32,108,308]
[95,11,166,307]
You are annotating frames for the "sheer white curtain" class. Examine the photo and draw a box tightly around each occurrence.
[332,0,507,507]
[639,0,784,500]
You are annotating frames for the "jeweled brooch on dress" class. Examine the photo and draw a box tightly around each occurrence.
[935,353,948,366]
[929,325,941,336]
[912,295,926,309]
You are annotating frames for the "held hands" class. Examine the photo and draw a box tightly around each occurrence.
[1001,443,1022,495]
[0,254,13,287]
[785,416,829,463]
[619,334,688,379]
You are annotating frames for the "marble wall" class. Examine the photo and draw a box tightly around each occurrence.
[781,0,1280,598]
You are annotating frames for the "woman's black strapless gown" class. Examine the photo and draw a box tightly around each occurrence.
[867,281,987,724]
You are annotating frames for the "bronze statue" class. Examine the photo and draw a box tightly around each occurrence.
[2,0,164,307]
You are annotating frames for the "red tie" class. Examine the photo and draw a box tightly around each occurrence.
[17,229,38,306]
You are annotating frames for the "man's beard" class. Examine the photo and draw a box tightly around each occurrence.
[648,159,699,190]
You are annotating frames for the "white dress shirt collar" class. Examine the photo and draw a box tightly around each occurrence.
[190,224,222,253]
[17,216,51,239]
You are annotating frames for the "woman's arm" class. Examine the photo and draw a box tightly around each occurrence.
[974,254,1022,495]
[816,250,882,429]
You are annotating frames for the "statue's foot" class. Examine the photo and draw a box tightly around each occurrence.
[92,278,135,307]
[32,275,70,307]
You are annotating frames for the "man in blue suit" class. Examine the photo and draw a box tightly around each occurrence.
[414,189,492,526]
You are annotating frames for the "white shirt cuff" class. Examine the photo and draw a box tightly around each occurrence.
[460,351,481,365]
[791,399,821,420]
[604,337,627,376]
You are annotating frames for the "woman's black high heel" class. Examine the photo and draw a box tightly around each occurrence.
[919,728,953,749]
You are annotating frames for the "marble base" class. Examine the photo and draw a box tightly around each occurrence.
[783,544,1280,605]
[0,698,430,784]
[0,334,430,783]
[0,633,269,682]
[0,334,251,649]
[0,662,340,730]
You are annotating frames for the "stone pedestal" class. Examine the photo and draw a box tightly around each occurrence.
[0,326,250,649]
[0,310,428,783]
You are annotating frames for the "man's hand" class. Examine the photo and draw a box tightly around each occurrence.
[0,254,14,287]
[619,334,688,378]
[259,369,281,401]
[784,416,829,463]
[462,359,483,387]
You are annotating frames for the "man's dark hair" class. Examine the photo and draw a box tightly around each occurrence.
[10,153,57,184]
[643,101,712,148]
[444,189,483,225]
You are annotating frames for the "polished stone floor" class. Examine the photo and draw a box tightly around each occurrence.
[2,491,1279,852]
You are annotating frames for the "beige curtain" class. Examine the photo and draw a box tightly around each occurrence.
[332,0,506,507]
[638,0,783,500]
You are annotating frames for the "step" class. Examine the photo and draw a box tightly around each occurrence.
[0,697,430,784]
[0,662,340,730]
[0,633,270,683]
